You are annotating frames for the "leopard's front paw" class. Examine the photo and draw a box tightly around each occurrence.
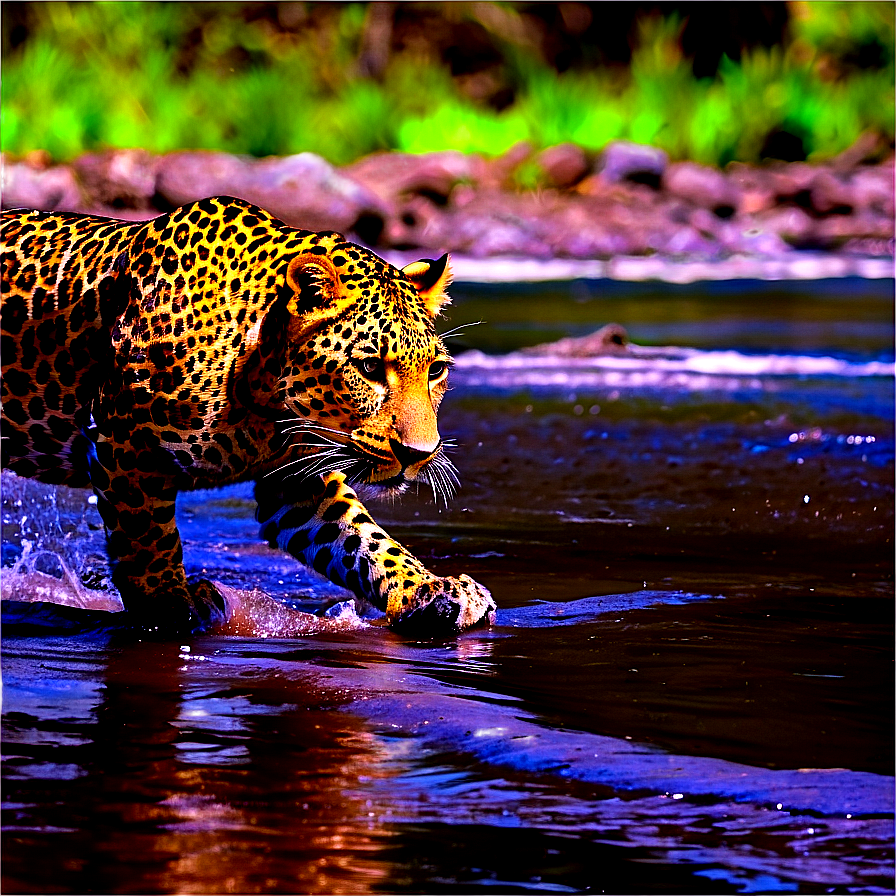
[392,574,496,635]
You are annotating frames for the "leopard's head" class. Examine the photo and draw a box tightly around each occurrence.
[258,238,458,501]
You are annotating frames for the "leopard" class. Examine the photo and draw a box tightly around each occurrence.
[1,196,496,635]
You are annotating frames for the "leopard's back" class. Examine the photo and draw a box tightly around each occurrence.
[1,209,137,485]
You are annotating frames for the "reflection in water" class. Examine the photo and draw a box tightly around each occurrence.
[3,636,404,894]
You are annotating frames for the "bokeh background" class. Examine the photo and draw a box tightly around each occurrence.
[3,1,894,167]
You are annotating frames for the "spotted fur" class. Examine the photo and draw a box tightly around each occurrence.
[1,197,495,634]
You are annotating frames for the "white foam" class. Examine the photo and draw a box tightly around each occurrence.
[454,347,894,391]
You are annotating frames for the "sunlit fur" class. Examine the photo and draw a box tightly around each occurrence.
[0,196,490,633]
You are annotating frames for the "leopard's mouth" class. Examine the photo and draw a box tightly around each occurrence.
[275,422,458,504]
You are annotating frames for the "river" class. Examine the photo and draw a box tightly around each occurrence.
[2,275,893,894]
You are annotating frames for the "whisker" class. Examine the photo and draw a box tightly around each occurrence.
[298,450,348,478]
[439,320,484,340]
[280,432,346,449]
[262,443,343,477]
[420,451,459,506]
[273,447,346,481]
[279,422,351,440]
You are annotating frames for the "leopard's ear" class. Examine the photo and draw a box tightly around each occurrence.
[402,253,452,317]
[284,253,354,321]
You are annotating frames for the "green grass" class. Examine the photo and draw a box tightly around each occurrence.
[2,1,893,168]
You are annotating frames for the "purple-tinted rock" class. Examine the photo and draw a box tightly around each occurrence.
[426,193,552,258]
[664,161,741,215]
[596,141,668,187]
[466,223,552,258]
[848,164,895,217]
[841,236,895,257]
[814,209,894,243]
[754,206,816,247]
[156,151,251,206]
[379,194,446,250]
[808,169,854,215]
[543,201,652,258]
[1,158,84,212]
[246,153,386,235]
[715,221,793,257]
[553,225,640,258]
[649,224,722,258]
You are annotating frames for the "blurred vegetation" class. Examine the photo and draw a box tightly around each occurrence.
[2,1,893,167]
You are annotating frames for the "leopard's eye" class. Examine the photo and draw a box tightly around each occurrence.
[356,357,385,382]
[428,360,449,382]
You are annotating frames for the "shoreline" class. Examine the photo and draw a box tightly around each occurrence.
[4,143,893,286]
[384,249,895,285]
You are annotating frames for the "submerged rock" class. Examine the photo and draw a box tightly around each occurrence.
[520,322,631,357]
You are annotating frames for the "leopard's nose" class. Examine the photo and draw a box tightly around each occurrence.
[390,438,436,470]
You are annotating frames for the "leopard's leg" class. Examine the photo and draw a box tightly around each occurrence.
[255,472,496,633]
[87,444,228,634]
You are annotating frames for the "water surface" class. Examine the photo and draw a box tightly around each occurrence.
[3,277,893,894]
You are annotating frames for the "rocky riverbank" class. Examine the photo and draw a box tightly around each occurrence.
[3,138,893,281]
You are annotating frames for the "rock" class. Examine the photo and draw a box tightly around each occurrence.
[521,323,631,357]
[245,153,387,237]
[648,220,723,258]
[73,149,160,209]
[841,236,894,257]
[379,193,446,250]
[808,169,854,215]
[344,150,481,205]
[766,163,817,204]
[343,150,484,246]
[157,151,386,239]
[1,158,84,211]
[813,209,895,244]
[596,141,668,187]
[421,192,553,258]
[848,165,895,217]
[543,199,655,258]
[449,210,553,258]
[725,163,777,214]
[6,146,893,266]
[535,143,590,188]
[664,161,741,216]
[730,228,793,257]
[156,151,249,207]
[754,206,816,248]
[550,222,643,258]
